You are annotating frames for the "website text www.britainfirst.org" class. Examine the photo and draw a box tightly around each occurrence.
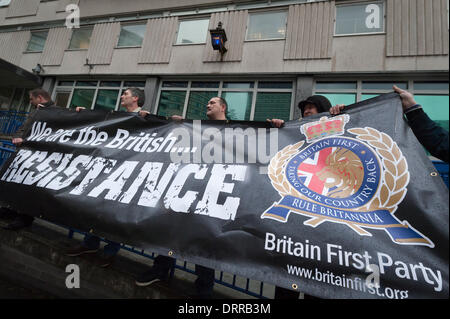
[286,264,409,299]
[265,232,445,299]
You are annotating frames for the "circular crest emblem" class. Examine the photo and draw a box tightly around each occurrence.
[285,137,381,209]
[263,116,434,247]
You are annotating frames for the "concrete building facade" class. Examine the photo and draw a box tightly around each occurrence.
[0,0,448,129]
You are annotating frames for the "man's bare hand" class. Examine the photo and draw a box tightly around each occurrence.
[171,115,184,121]
[12,138,23,146]
[329,104,345,115]
[393,85,417,111]
[139,110,150,117]
[268,118,284,128]
[75,106,86,112]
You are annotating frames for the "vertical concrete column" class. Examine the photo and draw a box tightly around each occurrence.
[294,76,314,120]
[143,77,160,113]
[41,77,56,96]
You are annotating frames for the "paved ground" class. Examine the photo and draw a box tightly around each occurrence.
[0,272,56,299]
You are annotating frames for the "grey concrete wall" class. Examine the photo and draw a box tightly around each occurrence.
[0,0,69,27]
[18,34,448,77]
[0,0,235,27]
[1,0,448,77]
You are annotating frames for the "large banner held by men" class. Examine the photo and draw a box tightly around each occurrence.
[0,93,448,298]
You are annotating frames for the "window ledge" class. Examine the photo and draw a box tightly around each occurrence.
[333,32,386,38]
[173,42,206,46]
[115,46,142,49]
[244,38,285,43]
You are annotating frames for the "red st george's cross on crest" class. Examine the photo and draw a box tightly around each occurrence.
[297,147,333,195]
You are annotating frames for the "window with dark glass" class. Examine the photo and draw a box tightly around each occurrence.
[69,89,95,109]
[94,90,120,111]
[253,92,291,121]
[0,87,13,109]
[157,80,293,121]
[186,91,218,120]
[157,91,187,117]
[54,92,71,108]
[54,80,145,111]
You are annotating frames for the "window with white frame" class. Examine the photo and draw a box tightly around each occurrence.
[246,11,287,41]
[314,80,449,132]
[117,23,147,47]
[176,19,210,44]
[156,80,293,121]
[335,1,384,36]
[53,80,146,111]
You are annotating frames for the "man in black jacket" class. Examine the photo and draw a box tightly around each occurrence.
[393,85,448,163]
[2,88,57,230]
[330,86,449,163]
[135,96,230,298]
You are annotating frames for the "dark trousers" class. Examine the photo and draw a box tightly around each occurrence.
[154,256,214,291]
[274,286,319,299]
[15,213,34,225]
[274,286,300,299]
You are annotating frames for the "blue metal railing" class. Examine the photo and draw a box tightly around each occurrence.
[0,140,15,168]
[432,160,449,188]
[66,227,267,298]
[0,142,448,298]
[0,110,28,136]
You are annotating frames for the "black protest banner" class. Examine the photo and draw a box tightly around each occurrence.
[0,93,448,299]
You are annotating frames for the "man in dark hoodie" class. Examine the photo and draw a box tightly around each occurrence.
[267,95,342,128]
[298,94,339,117]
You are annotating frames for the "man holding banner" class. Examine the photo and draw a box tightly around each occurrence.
[330,86,449,163]
[393,85,448,163]
[0,89,447,299]
[135,96,230,298]
[65,87,147,267]
[2,89,57,231]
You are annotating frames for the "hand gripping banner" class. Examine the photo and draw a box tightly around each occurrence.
[0,93,448,298]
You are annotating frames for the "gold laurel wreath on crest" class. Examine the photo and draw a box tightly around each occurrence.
[347,127,409,214]
[267,127,409,233]
[268,141,305,198]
